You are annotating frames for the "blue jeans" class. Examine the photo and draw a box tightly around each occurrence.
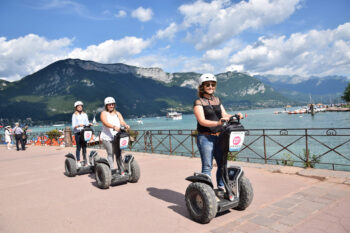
[197,134,224,187]
[75,132,87,161]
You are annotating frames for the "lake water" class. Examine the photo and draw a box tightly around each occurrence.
[3,107,350,171]
[22,107,350,132]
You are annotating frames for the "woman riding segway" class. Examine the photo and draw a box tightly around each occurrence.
[72,101,91,167]
[193,73,242,191]
[100,97,130,173]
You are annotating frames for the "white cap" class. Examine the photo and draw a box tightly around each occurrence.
[104,97,116,105]
[74,101,83,107]
[199,73,217,85]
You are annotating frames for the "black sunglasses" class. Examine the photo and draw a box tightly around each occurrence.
[204,83,216,87]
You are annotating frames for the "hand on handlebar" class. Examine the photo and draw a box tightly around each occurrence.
[112,125,120,131]
[236,112,243,119]
[219,117,230,126]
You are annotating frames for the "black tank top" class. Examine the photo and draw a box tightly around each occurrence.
[194,96,223,133]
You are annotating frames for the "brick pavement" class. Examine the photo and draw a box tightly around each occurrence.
[0,145,349,233]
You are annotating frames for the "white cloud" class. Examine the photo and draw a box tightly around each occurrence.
[156,23,178,40]
[178,0,301,50]
[0,34,72,81]
[69,37,150,63]
[0,34,151,81]
[226,64,245,73]
[131,7,153,22]
[228,22,350,77]
[115,10,127,18]
[203,47,233,60]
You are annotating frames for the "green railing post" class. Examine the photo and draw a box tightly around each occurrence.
[263,129,267,164]
[169,130,172,155]
[191,134,195,157]
[305,129,310,168]
[150,132,154,153]
[144,131,147,152]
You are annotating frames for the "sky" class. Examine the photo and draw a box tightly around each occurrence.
[1,0,350,82]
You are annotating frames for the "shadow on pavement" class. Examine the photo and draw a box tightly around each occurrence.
[147,187,190,219]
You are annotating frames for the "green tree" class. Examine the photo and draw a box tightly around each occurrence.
[341,83,350,102]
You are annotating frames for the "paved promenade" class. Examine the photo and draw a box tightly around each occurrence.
[0,145,349,233]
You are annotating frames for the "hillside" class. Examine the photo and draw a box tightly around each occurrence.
[0,59,293,123]
[255,75,349,103]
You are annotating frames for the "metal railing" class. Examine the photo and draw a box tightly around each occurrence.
[127,128,350,171]
[8,127,350,171]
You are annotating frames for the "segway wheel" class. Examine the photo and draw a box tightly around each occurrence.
[95,163,111,189]
[234,175,254,210]
[128,160,140,183]
[185,182,217,224]
[65,158,77,177]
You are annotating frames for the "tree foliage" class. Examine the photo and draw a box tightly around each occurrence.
[342,83,350,102]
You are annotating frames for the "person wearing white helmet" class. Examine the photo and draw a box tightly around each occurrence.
[193,73,243,191]
[72,100,91,167]
[4,125,12,150]
[100,97,130,172]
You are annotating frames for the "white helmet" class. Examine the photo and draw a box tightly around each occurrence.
[104,97,116,105]
[199,73,217,85]
[74,101,83,107]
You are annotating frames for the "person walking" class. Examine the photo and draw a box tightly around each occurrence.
[23,125,29,146]
[72,101,91,167]
[100,97,130,173]
[4,126,12,150]
[13,123,25,151]
[193,73,242,191]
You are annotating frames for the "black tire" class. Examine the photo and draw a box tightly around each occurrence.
[65,158,77,177]
[129,160,140,183]
[185,182,218,224]
[234,175,254,210]
[95,163,111,189]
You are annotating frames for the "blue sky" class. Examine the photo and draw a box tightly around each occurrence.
[1,0,350,82]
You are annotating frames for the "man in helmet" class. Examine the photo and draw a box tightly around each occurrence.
[72,101,91,167]
[100,97,130,172]
[193,73,243,191]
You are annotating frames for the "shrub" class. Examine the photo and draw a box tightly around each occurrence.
[128,129,139,147]
[281,153,294,166]
[46,129,62,141]
[302,149,320,168]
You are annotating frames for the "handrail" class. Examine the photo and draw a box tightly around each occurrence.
[22,127,350,171]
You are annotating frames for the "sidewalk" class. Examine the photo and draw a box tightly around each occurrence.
[0,145,349,233]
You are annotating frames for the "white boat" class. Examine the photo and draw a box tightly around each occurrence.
[136,119,143,124]
[92,116,98,125]
[166,110,182,120]
[52,124,65,127]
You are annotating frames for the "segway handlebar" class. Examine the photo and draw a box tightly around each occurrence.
[221,114,241,127]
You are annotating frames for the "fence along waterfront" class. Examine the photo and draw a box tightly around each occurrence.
[18,127,350,171]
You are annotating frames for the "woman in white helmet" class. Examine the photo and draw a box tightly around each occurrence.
[4,126,12,150]
[100,97,130,172]
[72,101,91,167]
[193,73,242,191]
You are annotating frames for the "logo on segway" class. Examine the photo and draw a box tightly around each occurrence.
[229,131,245,152]
[120,137,129,149]
[84,131,92,142]
[232,136,241,145]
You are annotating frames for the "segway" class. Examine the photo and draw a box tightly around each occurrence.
[94,126,140,189]
[65,126,99,177]
[185,115,254,224]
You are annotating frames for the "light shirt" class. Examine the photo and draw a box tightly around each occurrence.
[72,112,89,134]
[100,111,120,141]
[5,129,11,142]
[13,127,23,135]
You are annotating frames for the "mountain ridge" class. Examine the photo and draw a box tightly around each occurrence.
[0,59,294,123]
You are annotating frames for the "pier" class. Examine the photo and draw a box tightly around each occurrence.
[0,145,349,233]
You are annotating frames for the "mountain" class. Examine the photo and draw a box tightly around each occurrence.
[255,75,349,103]
[0,59,292,123]
[0,79,10,91]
